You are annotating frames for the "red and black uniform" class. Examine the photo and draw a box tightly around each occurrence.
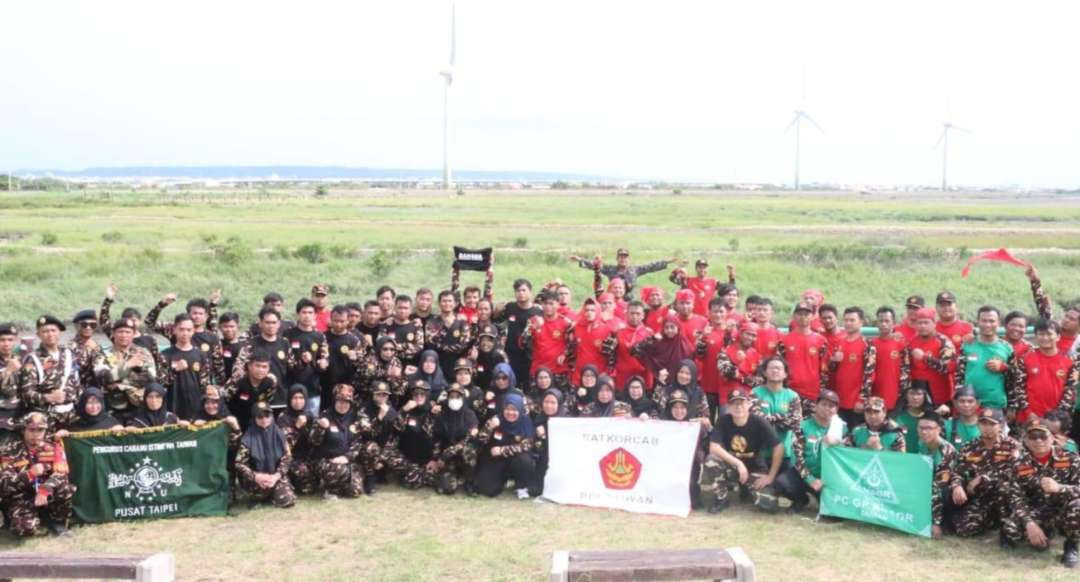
[568,319,617,385]
[675,314,709,347]
[778,331,829,404]
[908,332,955,406]
[870,333,909,410]
[696,327,730,401]
[1012,349,1078,422]
[828,334,876,423]
[612,323,652,390]
[1029,275,1078,353]
[715,344,762,406]
[937,319,973,394]
[896,320,918,344]
[522,315,573,380]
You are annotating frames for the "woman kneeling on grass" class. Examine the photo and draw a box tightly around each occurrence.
[235,401,295,509]
[475,393,539,499]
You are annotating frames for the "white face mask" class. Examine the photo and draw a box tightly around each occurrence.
[447,398,464,411]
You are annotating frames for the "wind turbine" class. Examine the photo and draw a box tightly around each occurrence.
[439,0,456,190]
[785,74,823,191]
[936,121,970,191]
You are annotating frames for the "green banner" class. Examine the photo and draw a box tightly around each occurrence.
[64,423,230,523]
[820,446,933,537]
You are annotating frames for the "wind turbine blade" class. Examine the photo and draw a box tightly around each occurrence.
[951,125,972,133]
[784,115,800,133]
[804,114,824,133]
[935,130,946,147]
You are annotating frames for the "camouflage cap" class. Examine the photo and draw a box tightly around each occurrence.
[23,412,48,430]
[453,357,473,372]
[817,389,840,406]
[613,401,633,416]
[333,383,355,401]
[477,324,498,339]
[1024,418,1052,435]
[111,317,137,332]
[728,388,750,403]
[372,381,391,395]
[865,396,887,412]
[252,401,273,417]
[311,283,329,296]
[977,408,1005,425]
[616,248,630,257]
[669,389,690,406]
[445,382,467,397]
[935,291,957,305]
[411,379,431,394]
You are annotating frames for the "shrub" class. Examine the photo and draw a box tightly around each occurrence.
[39,232,58,246]
[513,237,528,248]
[369,249,393,278]
[294,243,326,264]
[210,236,254,267]
[270,245,291,260]
[101,231,124,243]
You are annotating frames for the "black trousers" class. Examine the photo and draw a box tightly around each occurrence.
[475,453,539,497]
[773,458,810,506]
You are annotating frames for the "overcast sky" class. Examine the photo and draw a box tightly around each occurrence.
[2,1,1078,187]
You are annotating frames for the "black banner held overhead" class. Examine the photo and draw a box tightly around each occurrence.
[453,246,492,271]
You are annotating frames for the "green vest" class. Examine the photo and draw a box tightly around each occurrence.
[851,422,902,451]
[752,385,800,460]
[960,339,1012,410]
[944,417,980,449]
[799,417,846,484]
[893,409,924,453]
[915,437,948,468]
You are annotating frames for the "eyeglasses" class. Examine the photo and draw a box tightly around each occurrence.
[79,322,98,329]
[1025,432,1050,441]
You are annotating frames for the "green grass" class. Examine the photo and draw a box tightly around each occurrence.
[2,486,1074,581]
[2,188,1080,330]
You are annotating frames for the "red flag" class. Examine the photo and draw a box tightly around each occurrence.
[961,248,1031,278]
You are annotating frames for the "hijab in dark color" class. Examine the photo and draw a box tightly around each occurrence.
[499,392,535,439]
[241,411,288,473]
[131,383,176,428]
[73,387,121,431]
[409,350,448,399]
[638,315,694,379]
[620,375,659,417]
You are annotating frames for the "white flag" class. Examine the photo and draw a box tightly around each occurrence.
[543,417,700,518]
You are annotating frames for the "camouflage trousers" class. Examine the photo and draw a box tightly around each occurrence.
[1001,497,1080,545]
[287,459,319,495]
[316,459,364,497]
[360,442,407,477]
[698,457,787,511]
[238,473,296,508]
[4,483,76,537]
[952,478,1009,537]
[401,445,477,494]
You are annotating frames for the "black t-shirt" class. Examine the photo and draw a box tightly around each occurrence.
[322,331,360,397]
[284,327,326,394]
[709,414,780,473]
[498,302,542,357]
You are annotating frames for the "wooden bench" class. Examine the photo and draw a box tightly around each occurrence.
[550,548,754,582]
[0,553,174,582]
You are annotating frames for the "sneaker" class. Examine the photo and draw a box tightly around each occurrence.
[322,492,339,501]
[363,479,376,496]
[1063,539,1078,568]
[706,499,729,514]
[516,488,530,500]
[246,499,260,510]
[999,530,1016,550]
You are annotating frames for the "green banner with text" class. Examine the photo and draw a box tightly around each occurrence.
[820,446,933,537]
[65,423,229,523]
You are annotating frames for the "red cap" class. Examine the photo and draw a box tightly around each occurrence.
[675,289,695,303]
[640,286,662,303]
[598,292,615,303]
[913,307,937,321]
[738,321,759,334]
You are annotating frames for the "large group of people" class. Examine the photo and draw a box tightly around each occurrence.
[0,247,1077,568]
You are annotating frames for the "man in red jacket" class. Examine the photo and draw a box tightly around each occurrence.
[697,299,735,414]
[934,291,973,399]
[909,307,956,407]
[747,296,781,358]
[523,291,573,385]
[818,305,846,359]
[870,306,909,412]
[1011,318,1078,424]
[778,303,829,412]
[569,298,617,385]
[641,287,672,333]
[671,259,717,318]
[714,321,763,420]
[612,301,652,390]
[895,295,924,343]
[673,289,709,345]
[828,307,876,427]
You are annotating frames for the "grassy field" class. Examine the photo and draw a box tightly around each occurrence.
[3,188,1080,580]
[2,485,1076,581]
[2,188,1080,329]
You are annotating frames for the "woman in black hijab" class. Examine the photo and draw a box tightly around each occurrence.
[277,384,317,494]
[408,350,448,402]
[358,381,404,494]
[582,375,617,417]
[310,384,365,499]
[397,381,440,490]
[475,393,538,499]
[661,389,708,507]
[532,387,567,493]
[427,382,479,495]
[235,401,295,508]
[126,383,182,429]
[568,364,600,416]
[620,375,659,420]
[68,387,123,433]
[653,359,711,427]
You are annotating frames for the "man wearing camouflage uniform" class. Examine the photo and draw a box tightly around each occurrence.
[951,408,1022,537]
[0,412,75,536]
[1000,418,1080,568]
[17,315,80,431]
[0,323,23,423]
[69,309,103,389]
[914,411,959,539]
[92,318,157,423]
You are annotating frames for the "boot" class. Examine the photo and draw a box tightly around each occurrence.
[999,530,1016,550]
[1063,539,1078,568]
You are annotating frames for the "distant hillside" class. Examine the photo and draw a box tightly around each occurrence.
[18,166,606,182]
